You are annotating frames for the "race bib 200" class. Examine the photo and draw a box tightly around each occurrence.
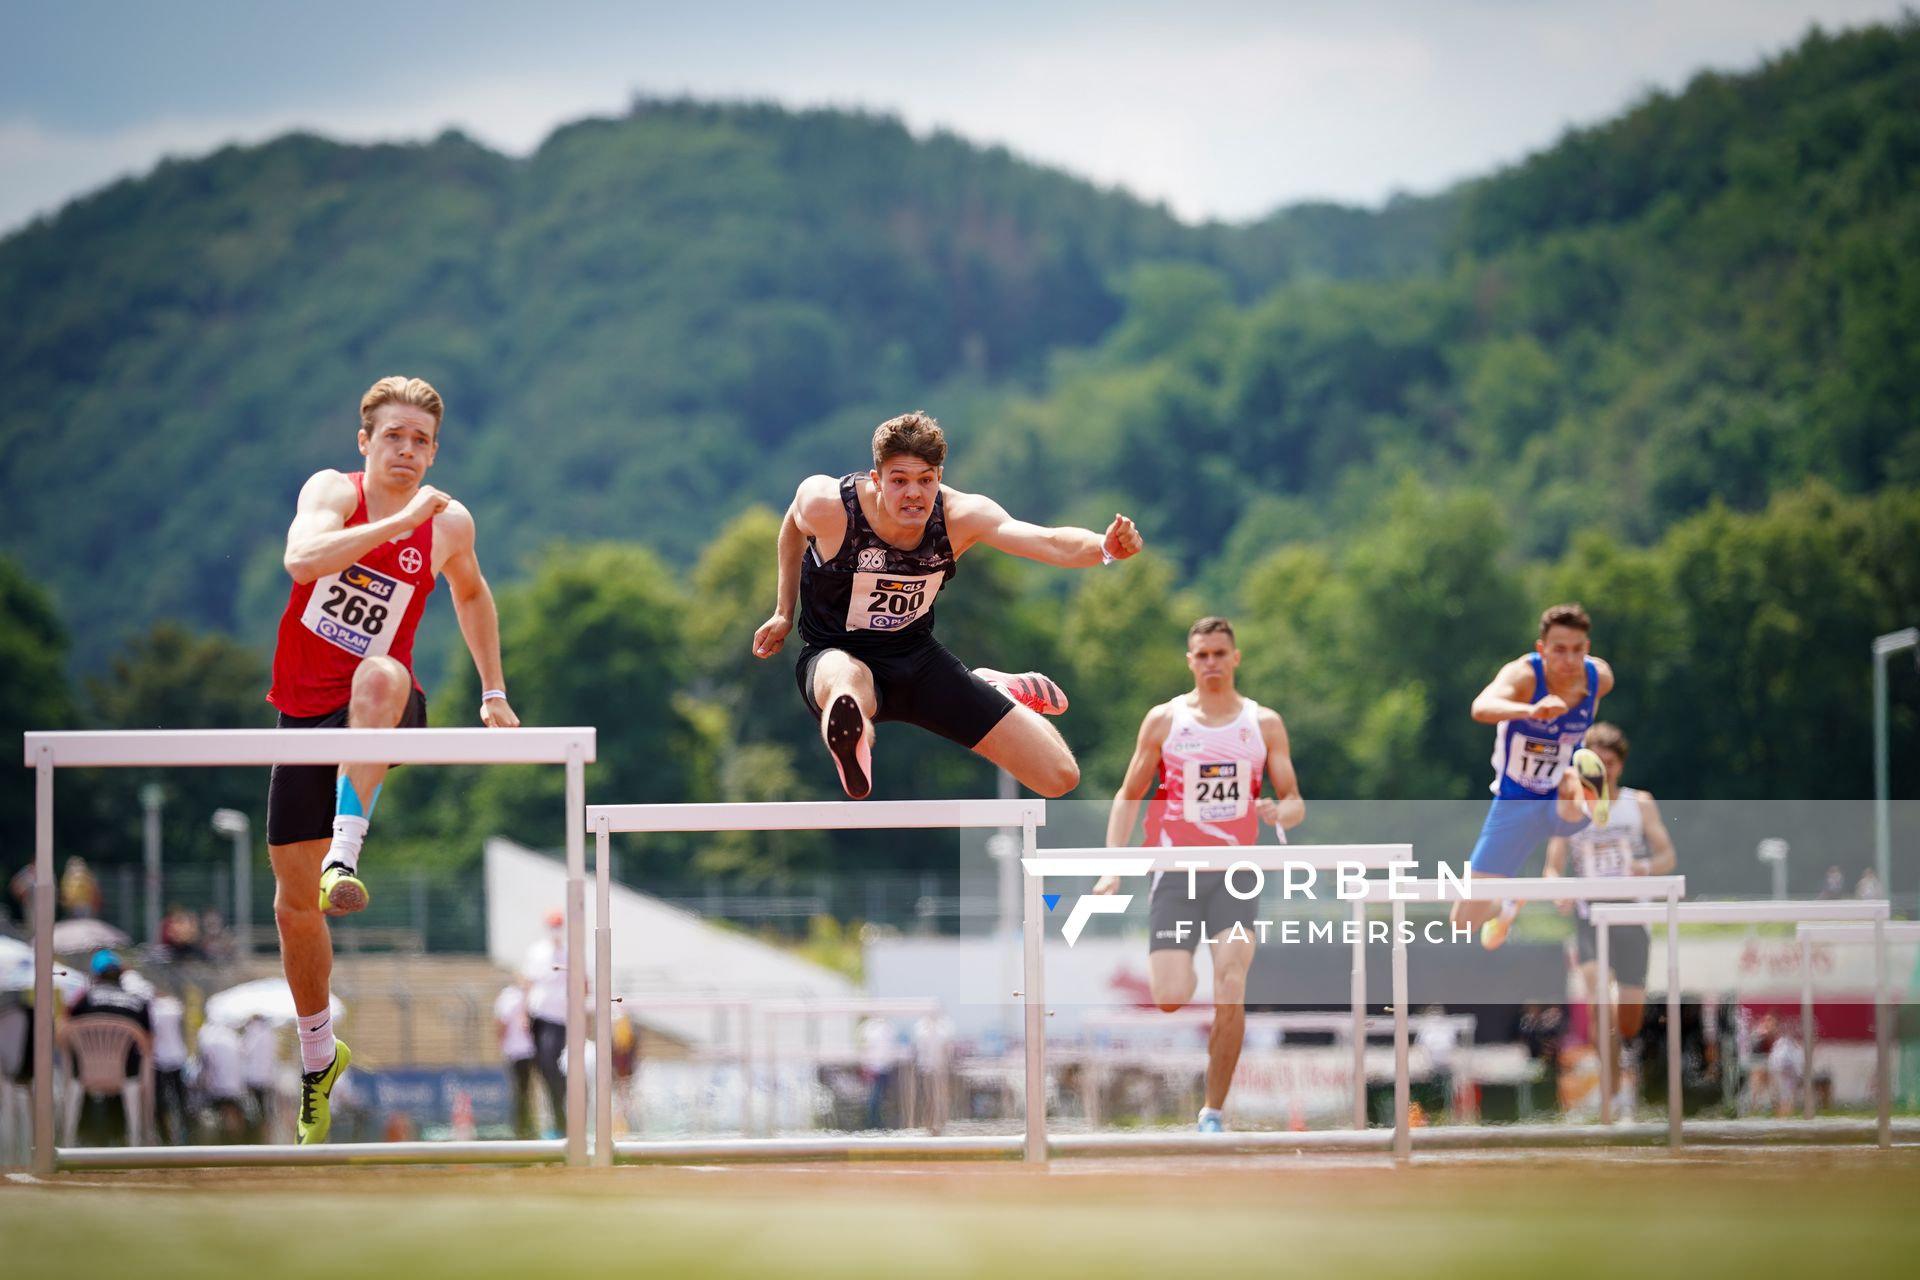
[301,563,415,658]
[845,571,941,632]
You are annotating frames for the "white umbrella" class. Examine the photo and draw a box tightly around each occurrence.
[204,977,344,1028]
[50,918,130,955]
[0,933,87,999]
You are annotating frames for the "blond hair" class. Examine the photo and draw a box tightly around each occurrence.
[359,376,445,435]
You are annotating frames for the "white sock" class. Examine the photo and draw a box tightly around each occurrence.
[1497,900,1517,926]
[328,815,369,874]
[1199,1106,1222,1124]
[296,1007,337,1074]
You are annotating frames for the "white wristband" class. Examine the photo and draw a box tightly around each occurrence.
[481,689,507,703]
[1100,545,1116,566]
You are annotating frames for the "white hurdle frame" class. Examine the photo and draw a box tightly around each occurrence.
[1357,875,1687,1163]
[587,799,1046,1166]
[1589,899,1893,1148]
[1796,922,1920,1125]
[1024,844,1411,1144]
[22,727,597,1174]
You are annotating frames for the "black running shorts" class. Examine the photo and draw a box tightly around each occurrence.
[1148,868,1263,953]
[794,635,1013,751]
[265,687,428,846]
[1576,917,1651,988]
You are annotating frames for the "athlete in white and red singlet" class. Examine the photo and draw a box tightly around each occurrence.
[1096,616,1305,1132]
[265,375,519,1144]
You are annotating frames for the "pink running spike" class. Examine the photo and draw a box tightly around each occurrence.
[974,668,1070,716]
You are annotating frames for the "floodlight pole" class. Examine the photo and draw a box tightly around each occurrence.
[1873,628,1917,910]
[211,809,253,959]
[140,783,165,946]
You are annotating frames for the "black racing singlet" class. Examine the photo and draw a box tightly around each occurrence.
[797,474,958,656]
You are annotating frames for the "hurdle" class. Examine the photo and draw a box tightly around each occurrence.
[1795,921,1920,1124]
[1023,844,1411,1143]
[1589,899,1894,1147]
[587,799,1046,1166]
[22,727,596,1174]
[1358,875,1687,1162]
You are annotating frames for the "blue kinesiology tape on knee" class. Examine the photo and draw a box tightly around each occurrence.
[335,775,383,821]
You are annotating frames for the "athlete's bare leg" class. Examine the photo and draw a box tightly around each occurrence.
[1149,950,1199,1013]
[811,651,879,798]
[274,657,411,1014]
[971,704,1080,797]
[337,655,411,808]
[1452,871,1507,932]
[270,837,333,1017]
[1616,985,1647,1041]
[1205,936,1256,1111]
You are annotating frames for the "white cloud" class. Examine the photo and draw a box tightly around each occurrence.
[0,1,1909,235]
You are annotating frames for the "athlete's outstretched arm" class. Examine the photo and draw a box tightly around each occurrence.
[439,503,518,728]
[945,490,1142,567]
[1253,709,1305,832]
[754,476,835,659]
[1095,706,1173,893]
[282,469,449,584]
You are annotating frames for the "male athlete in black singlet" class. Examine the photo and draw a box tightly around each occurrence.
[752,411,1142,798]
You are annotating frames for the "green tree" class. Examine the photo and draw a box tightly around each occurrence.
[79,621,274,869]
[386,542,718,871]
[1,557,79,889]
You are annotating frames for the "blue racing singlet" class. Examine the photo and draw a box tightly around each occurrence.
[1489,655,1598,798]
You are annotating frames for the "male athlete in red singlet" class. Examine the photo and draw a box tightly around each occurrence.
[1095,616,1304,1132]
[265,375,519,1143]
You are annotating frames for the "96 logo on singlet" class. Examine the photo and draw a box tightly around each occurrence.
[301,562,415,658]
[1184,760,1249,823]
[846,572,941,631]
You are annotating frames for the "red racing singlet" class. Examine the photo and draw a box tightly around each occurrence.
[267,472,434,716]
[1143,696,1272,847]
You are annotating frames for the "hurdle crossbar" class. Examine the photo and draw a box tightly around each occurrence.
[1797,909,1904,1128]
[23,726,596,1175]
[587,798,1045,1166]
[1588,899,1894,1145]
[1364,875,1686,1161]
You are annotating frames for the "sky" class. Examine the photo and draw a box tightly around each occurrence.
[1,0,1910,234]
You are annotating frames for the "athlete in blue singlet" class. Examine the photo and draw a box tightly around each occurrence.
[1456,602,1615,949]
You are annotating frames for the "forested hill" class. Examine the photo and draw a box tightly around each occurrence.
[2,21,1918,874]
[0,101,1449,669]
[0,18,1914,655]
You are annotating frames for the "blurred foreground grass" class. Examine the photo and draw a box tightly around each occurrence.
[4,1148,1918,1279]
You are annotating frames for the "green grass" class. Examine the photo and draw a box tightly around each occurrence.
[5,1149,1919,1279]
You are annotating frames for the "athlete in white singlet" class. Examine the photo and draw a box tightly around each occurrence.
[1095,617,1305,1132]
[1545,722,1676,1113]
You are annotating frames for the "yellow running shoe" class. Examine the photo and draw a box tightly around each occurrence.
[297,1040,350,1145]
[1480,901,1518,950]
[1573,748,1611,826]
[319,864,370,917]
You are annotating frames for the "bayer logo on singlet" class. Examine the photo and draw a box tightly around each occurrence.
[857,548,888,572]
